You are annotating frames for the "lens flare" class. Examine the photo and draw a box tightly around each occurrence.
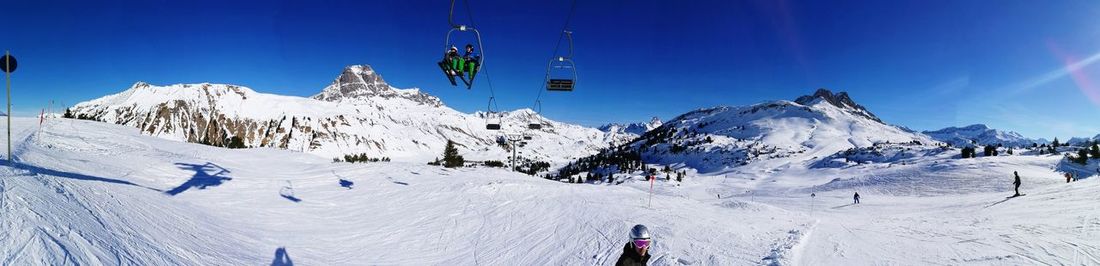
[1047,42,1100,106]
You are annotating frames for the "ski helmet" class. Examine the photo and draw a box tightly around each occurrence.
[629,224,650,239]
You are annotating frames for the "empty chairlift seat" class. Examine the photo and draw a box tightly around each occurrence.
[546,79,575,91]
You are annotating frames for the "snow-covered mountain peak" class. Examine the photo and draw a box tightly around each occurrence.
[647,116,663,128]
[312,64,442,107]
[69,64,633,165]
[132,81,152,89]
[794,88,881,122]
[83,82,258,109]
[573,90,936,173]
[922,124,1040,147]
[598,117,663,137]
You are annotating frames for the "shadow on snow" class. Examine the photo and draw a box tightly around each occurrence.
[8,161,161,192]
[165,162,232,196]
[270,247,293,266]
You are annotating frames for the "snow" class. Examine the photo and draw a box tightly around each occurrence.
[3,116,1098,265]
[68,65,631,166]
[624,96,935,173]
[599,117,663,138]
[923,124,1044,148]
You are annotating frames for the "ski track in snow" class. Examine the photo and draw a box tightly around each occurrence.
[1,117,1098,265]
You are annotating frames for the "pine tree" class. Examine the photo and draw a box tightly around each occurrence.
[961,147,975,158]
[1091,143,1100,159]
[1077,149,1089,165]
[442,140,464,168]
[226,136,246,149]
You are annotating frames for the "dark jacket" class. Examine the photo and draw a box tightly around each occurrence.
[463,50,480,62]
[443,50,459,61]
[615,242,651,266]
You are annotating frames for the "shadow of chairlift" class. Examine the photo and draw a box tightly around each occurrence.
[279,181,302,202]
[339,179,354,189]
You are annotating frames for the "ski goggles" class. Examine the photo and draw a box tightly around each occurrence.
[632,238,652,249]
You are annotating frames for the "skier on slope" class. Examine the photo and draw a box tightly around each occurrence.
[616,224,652,266]
[853,191,861,204]
[1012,171,1022,197]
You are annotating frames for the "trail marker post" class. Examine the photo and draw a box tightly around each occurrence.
[1,52,18,164]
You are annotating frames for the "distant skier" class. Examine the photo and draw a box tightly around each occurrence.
[1012,171,1021,197]
[615,224,652,266]
[1066,172,1072,183]
[853,192,861,204]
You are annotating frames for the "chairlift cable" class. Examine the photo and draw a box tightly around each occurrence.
[460,0,504,130]
[530,0,576,106]
[461,0,498,107]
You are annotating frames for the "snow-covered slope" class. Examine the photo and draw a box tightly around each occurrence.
[68,65,629,164]
[2,118,815,265]
[6,116,1097,265]
[923,124,1043,147]
[618,89,936,173]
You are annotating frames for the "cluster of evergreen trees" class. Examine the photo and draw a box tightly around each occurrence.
[197,135,247,149]
[1070,142,1100,165]
[960,147,977,158]
[556,148,643,179]
[1035,138,1071,155]
[659,165,688,182]
[483,160,505,168]
[517,161,550,176]
[336,153,390,163]
[959,144,1006,158]
[983,144,1000,157]
[62,108,99,121]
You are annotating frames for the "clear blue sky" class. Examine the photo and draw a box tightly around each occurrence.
[3,0,1100,140]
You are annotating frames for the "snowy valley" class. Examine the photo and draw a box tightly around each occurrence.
[3,78,1097,265]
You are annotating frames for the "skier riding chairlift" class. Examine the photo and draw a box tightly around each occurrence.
[439,44,481,87]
